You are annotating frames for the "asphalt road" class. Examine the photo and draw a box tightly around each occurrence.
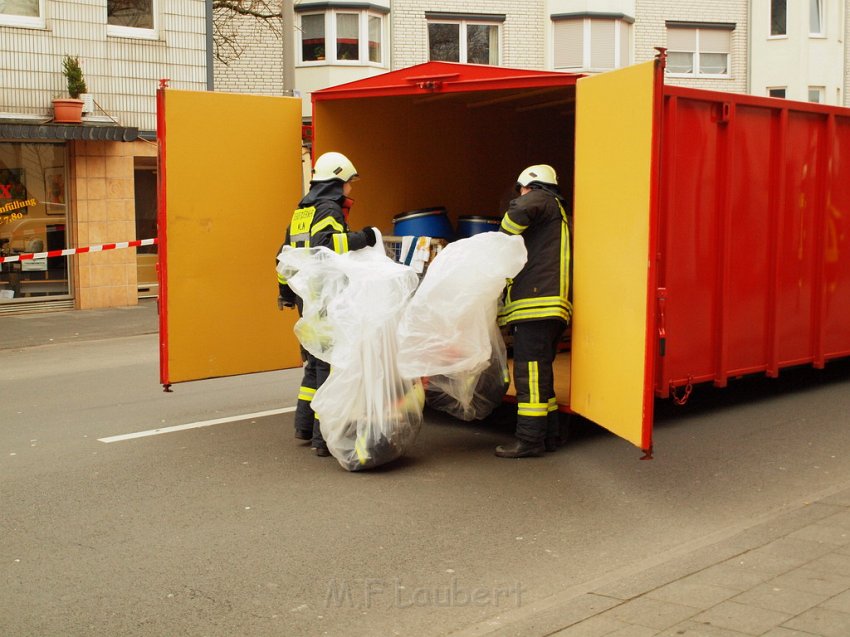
[2,333,850,636]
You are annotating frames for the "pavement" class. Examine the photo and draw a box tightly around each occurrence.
[3,301,850,636]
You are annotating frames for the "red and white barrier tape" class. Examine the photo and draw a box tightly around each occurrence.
[0,238,158,264]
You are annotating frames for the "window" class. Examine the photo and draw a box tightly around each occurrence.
[666,26,731,77]
[1,143,71,303]
[0,0,45,28]
[810,0,824,35]
[809,86,825,103]
[771,0,787,36]
[553,15,632,71]
[427,17,501,65]
[768,87,787,98]
[298,9,385,65]
[107,0,156,38]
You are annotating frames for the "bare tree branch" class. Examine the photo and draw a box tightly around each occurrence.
[212,0,282,65]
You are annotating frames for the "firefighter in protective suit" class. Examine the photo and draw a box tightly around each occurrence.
[277,151,378,457]
[496,164,572,458]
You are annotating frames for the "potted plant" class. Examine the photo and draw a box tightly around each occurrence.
[52,56,88,124]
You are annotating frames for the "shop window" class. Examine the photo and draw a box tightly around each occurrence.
[0,143,70,303]
[771,0,787,36]
[666,25,732,77]
[298,9,385,66]
[810,0,824,35]
[553,15,632,71]
[107,0,157,38]
[1,0,45,28]
[427,15,501,65]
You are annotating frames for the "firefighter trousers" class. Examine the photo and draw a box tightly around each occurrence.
[293,345,329,450]
[511,319,566,444]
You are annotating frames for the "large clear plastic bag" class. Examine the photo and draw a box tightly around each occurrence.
[424,320,511,421]
[277,235,423,471]
[397,232,527,420]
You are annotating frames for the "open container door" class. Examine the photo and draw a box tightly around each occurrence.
[157,88,304,387]
[570,59,663,455]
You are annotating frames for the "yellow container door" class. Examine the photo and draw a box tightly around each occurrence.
[570,60,662,452]
[158,89,304,385]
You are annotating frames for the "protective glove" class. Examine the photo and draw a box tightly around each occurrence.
[278,283,296,310]
[362,226,377,247]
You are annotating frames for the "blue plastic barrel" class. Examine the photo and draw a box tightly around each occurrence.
[456,215,502,238]
[392,207,454,239]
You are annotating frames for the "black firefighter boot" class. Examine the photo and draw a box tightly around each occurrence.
[495,439,545,458]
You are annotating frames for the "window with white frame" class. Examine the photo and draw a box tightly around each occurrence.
[771,0,787,36]
[107,0,157,38]
[808,86,825,103]
[298,8,385,65]
[768,87,787,98]
[666,25,732,77]
[0,0,45,28]
[810,0,824,35]
[426,14,502,65]
[552,15,632,71]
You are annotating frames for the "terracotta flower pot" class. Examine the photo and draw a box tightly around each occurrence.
[53,98,84,124]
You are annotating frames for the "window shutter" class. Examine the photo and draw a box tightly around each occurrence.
[590,19,615,69]
[699,28,730,53]
[554,19,583,68]
[667,27,696,52]
[619,22,631,67]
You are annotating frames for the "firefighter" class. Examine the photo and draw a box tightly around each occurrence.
[277,151,377,457]
[495,164,572,458]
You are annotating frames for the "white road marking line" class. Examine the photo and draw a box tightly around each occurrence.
[97,407,297,443]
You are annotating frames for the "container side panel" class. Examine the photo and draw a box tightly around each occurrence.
[776,111,822,363]
[657,97,721,385]
[162,90,303,384]
[824,117,850,355]
[571,61,656,449]
[725,105,773,373]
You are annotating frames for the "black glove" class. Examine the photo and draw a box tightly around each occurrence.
[362,226,377,247]
[278,283,296,310]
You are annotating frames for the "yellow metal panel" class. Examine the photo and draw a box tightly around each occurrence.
[162,90,303,383]
[570,61,656,448]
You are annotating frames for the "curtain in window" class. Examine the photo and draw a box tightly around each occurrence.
[107,0,153,29]
[301,14,325,61]
[698,29,730,74]
[1,0,39,17]
[337,13,359,60]
[553,19,583,69]
[369,15,382,63]
[810,0,823,34]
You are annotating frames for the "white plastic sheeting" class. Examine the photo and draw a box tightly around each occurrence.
[398,232,527,420]
[277,234,422,471]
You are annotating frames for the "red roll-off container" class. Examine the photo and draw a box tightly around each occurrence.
[156,55,850,456]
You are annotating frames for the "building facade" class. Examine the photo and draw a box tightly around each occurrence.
[0,0,207,312]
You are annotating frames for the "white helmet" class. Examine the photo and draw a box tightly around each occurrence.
[312,151,359,183]
[516,164,558,188]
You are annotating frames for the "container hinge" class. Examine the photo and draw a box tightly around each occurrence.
[670,377,693,405]
[718,102,731,125]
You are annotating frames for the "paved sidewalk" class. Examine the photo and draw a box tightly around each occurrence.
[456,483,850,637]
[0,298,158,350]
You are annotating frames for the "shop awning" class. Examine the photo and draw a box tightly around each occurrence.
[0,122,139,142]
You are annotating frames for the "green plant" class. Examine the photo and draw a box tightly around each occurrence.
[62,55,88,98]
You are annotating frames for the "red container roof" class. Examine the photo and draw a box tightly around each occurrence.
[312,61,583,101]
